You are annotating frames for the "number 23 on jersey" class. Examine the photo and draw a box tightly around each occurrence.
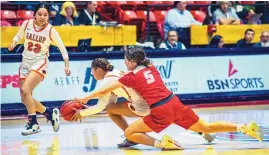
[27,42,41,53]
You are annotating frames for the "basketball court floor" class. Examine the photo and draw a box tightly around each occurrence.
[1,103,269,155]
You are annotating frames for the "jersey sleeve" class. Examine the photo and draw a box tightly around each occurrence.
[50,27,69,60]
[79,77,119,117]
[118,72,136,88]
[79,93,110,117]
[13,20,28,42]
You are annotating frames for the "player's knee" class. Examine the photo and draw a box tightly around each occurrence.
[124,127,133,140]
[105,103,114,115]
[20,86,31,97]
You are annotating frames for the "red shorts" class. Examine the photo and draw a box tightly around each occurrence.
[143,96,199,133]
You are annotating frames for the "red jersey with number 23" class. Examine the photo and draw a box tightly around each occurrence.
[119,65,172,106]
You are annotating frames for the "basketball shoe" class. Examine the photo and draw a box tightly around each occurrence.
[238,122,264,142]
[161,135,184,150]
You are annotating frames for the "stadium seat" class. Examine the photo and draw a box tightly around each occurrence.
[126,1,145,5]
[239,1,256,5]
[190,10,206,23]
[194,1,211,5]
[145,1,162,5]
[16,20,24,26]
[186,1,195,4]
[1,10,16,19]
[17,10,34,19]
[154,10,167,22]
[162,1,174,5]
[157,20,165,39]
[123,10,137,22]
[109,1,127,6]
[0,20,12,26]
[136,10,156,22]
[97,1,105,7]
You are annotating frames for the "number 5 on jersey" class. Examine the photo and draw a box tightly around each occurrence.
[144,70,155,84]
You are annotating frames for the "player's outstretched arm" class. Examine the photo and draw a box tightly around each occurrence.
[77,81,123,104]
[51,27,71,76]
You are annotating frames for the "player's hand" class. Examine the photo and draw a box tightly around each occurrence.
[71,104,89,122]
[74,97,88,104]
[65,68,71,76]
[8,42,16,51]
[71,108,83,122]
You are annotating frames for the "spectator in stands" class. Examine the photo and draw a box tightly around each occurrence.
[159,30,186,50]
[52,1,79,26]
[49,4,59,18]
[260,3,269,24]
[78,1,102,25]
[213,1,240,25]
[207,35,224,48]
[164,1,201,39]
[236,29,255,48]
[254,31,269,48]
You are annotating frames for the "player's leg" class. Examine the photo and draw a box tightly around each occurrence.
[125,117,183,150]
[21,79,58,132]
[106,101,140,147]
[189,119,263,141]
[106,102,137,131]
[30,58,60,132]
[20,71,43,135]
[20,80,46,113]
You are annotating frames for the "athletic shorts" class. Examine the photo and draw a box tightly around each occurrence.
[143,96,199,133]
[19,58,49,80]
[126,102,150,117]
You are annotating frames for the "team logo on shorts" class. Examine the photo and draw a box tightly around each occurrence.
[42,70,46,74]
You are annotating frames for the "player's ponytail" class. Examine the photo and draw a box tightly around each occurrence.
[91,58,114,72]
[125,47,151,67]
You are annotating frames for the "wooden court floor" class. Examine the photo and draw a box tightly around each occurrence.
[1,105,269,155]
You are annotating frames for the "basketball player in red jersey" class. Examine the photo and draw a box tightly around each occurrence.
[8,3,71,136]
[77,47,263,150]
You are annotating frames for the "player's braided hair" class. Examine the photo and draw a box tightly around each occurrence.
[91,58,114,71]
[125,47,151,67]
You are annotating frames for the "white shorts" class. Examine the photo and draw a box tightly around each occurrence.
[19,58,49,80]
[127,102,150,117]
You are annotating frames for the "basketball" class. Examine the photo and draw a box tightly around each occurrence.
[60,100,83,121]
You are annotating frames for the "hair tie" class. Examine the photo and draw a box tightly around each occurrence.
[106,64,111,69]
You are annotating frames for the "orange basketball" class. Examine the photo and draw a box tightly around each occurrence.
[60,100,83,121]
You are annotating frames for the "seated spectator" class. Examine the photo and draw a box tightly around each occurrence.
[49,4,60,18]
[79,1,102,25]
[236,29,255,48]
[52,1,79,26]
[260,3,269,24]
[159,30,186,50]
[213,1,240,25]
[254,31,269,48]
[207,35,224,48]
[164,1,201,39]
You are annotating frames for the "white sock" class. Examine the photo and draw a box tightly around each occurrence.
[28,113,36,115]
[237,125,243,132]
[154,140,164,149]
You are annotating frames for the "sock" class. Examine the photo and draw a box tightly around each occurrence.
[28,114,38,125]
[42,107,52,121]
[237,125,243,132]
[154,140,164,149]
